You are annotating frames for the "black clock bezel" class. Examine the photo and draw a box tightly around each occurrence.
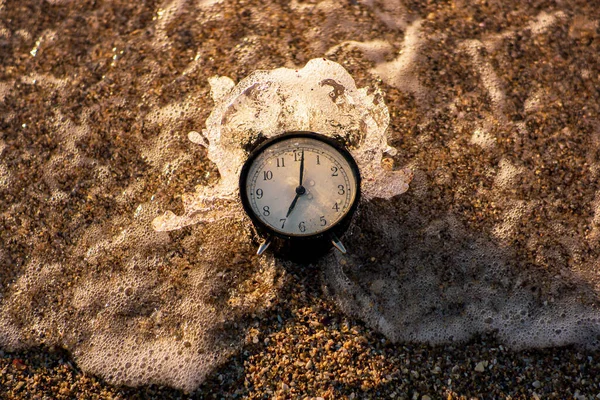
[239,131,361,243]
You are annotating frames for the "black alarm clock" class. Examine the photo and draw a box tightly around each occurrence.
[239,131,361,261]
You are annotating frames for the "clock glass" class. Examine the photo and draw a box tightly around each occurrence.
[240,132,360,239]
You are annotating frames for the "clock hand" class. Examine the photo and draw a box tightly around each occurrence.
[287,150,306,218]
[286,194,300,218]
[299,150,305,186]
[285,185,307,218]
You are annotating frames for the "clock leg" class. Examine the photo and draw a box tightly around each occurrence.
[255,234,348,260]
[256,237,272,256]
[330,232,347,254]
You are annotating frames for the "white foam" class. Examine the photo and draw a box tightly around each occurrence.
[323,213,600,351]
[153,58,413,232]
[470,127,496,150]
[589,194,600,242]
[0,141,10,190]
[493,158,527,189]
[152,0,187,49]
[326,40,395,64]
[460,39,507,117]
[491,200,535,244]
[369,19,425,98]
[360,0,410,30]
[528,11,565,36]
[317,12,600,353]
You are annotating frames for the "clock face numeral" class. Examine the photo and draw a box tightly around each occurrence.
[298,221,306,232]
[244,136,359,237]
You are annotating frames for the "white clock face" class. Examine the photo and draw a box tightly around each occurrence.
[242,135,359,237]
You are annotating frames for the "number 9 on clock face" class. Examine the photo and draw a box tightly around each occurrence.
[239,132,361,239]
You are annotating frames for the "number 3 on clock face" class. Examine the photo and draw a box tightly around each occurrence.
[239,132,361,240]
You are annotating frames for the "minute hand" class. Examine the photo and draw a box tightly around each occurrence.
[287,152,306,218]
[299,150,305,186]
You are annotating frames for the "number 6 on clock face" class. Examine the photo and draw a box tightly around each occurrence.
[239,132,361,240]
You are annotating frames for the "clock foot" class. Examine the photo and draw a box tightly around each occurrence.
[256,238,272,256]
[330,233,347,254]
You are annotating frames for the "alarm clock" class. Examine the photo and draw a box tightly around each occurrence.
[239,131,361,261]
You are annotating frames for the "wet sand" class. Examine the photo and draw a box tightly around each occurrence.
[1,0,600,398]
[2,276,600,399]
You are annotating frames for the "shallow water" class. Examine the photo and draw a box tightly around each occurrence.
[1,0,600,392]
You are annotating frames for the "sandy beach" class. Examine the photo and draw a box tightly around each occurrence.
[1,0,600,398]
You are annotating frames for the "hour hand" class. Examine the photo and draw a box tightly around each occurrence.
[286,194,300,218]
[286,185,307,218]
